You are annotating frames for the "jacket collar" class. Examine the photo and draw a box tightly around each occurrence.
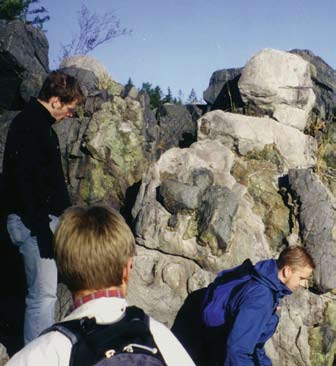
[28,97,56,126]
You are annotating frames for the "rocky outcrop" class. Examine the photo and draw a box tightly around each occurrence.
[291,49,336,121]
[266,290,336,366]
[154,103,199,157]
[0,20,49,110]
[238,48,316,131]
[288,169,336,292]
[1,22,336,364]
[130,49,336,364]
[203,67,243,111]
[198,110,317,169]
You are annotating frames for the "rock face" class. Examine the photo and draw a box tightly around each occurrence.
[198,110,317,169]
[266,290,336,366]
[0,20,49,110]
[130,48,336,364]
[203,67,243,110]
[1,23,336,365]
[238,48,316,131]
[154,103,199,157]
[288,169,336,292]
[290,49,336,121]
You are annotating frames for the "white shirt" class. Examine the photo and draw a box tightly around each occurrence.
[6,297,195,366]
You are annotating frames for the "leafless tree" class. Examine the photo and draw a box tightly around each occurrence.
[60,3,131,60]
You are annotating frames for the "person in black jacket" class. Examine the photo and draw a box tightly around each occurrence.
[2,70,84,344]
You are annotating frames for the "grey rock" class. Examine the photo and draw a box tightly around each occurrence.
[154,103,198,158]
[203,67,242,106]
[198,185,239,253]
[198,110,317,169]
[238,48,316,131]
[0,20,49,109]
[192,168,214,191]
[266,290,336,366]
[60,66,100,98]
[290,49,336,121]
[288,169,336,292]
[159,179,201,214]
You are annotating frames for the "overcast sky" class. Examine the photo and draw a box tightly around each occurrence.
[42,0,335,101]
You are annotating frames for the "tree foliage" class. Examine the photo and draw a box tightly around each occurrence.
[141,82,163,109]
[60,4,131,60]
[187,88,198,104]
[0,0,49,29]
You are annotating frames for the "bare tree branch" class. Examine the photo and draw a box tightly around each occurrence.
[60,3,132,60]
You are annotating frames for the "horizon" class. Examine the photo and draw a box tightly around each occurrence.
[41,0,335,102]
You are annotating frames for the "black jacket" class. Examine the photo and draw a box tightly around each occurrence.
[2,98,71,257]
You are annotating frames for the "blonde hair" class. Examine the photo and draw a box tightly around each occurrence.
[54,205,136,292]
[277,246,315,270]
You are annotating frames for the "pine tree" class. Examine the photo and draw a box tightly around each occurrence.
[126,78,134,88]
[163,87,173,103]
[141,82,163,109]
[177,89,184,104]
[0,0,49,30]
[187,88,198,104]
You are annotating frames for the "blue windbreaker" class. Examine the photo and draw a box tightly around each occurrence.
[223,259,292,365]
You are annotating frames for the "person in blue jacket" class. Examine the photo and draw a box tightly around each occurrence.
[205,246,315,366]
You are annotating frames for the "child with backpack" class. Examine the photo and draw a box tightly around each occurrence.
[172,247,315,366]
[7,205,195,366]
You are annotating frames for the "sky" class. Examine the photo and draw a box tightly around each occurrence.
[40,0,335,102]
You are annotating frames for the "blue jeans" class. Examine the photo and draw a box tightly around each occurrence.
[7,214,59,344]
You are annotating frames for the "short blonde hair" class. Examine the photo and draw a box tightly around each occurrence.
[54,205,136,292]
[277,246,315,270]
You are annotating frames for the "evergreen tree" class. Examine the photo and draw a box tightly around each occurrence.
[140,82,163,109]
[0,0,49,29]
[151,85,163,109]
[187,88,198,104]
[126,77,134,88]
[163,87,173,103]
[177,89,184,104]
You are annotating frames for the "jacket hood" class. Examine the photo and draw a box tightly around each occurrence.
[253,259,292,298]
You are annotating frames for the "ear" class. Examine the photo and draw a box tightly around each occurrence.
[49,96,61,109]
[122,257,133,285]
[283,265,293,279]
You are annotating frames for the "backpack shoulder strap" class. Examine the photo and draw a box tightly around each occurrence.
[45,322,80,345]
[42,306,164,366]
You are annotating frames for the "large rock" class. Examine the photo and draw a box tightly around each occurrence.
[238,48,316,131]
[288,169,336,292]
[266,290,336,366]
[131,139,274,324]
[198,110,317,169]
[154,103,198,158]
[60,55,124,98]
[291,49,336,121]
[203,68,243,110]
[0,20,49,109]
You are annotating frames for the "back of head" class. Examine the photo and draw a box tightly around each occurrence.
[38,70,85,104]
[54,205,136,292]
[277,246,315,270]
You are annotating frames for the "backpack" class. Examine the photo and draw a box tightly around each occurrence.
[202,258,254,327]
[43,306,166,366]
[172,259,255,365]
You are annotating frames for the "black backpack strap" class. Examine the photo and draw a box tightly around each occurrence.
[45,323,80,345]
[41,306,165,366]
